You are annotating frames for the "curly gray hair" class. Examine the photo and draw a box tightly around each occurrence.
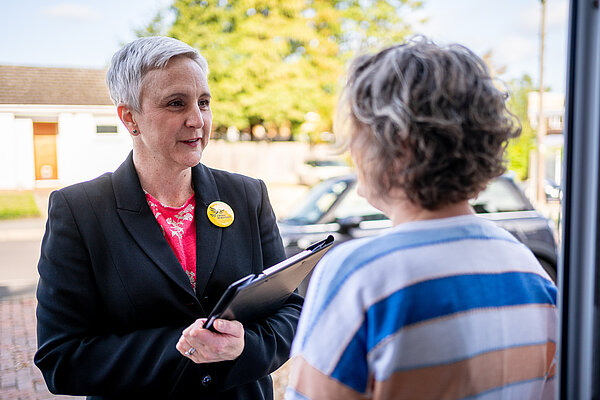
[106,36,209,112]
[336,36,521,210]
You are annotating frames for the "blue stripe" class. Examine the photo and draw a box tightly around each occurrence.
[303,222,523,346]
[331,322,369,393]
[330,272,557,392]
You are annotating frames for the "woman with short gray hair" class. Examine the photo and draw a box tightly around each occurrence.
[35,36,301,399]
[287,37,557,399]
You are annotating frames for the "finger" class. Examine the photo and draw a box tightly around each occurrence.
[184,318,209,337]
[176,338,199,360]
[213,319,244,337]
[175,336,189,355]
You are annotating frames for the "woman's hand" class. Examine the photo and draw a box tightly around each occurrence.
[176,318,245,364]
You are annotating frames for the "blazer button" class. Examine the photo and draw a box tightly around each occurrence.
[201,373,212,387]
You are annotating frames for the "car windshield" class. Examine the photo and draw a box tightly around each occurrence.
[471,178,532,213]
[283,178,349,224]
[283,176,532,225]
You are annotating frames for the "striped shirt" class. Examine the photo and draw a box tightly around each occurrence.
[286,215,557,400]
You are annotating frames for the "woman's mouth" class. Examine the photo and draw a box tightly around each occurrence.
[181,138,201,146]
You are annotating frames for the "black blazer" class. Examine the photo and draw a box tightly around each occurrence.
[34,153,302,399]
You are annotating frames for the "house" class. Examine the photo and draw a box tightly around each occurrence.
[528,91,565,187]
[0,65,132,190]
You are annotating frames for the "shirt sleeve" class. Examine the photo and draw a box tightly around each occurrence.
[285,245,372,400]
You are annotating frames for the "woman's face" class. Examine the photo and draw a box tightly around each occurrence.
[133,56,212,171]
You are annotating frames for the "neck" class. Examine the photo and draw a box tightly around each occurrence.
[389,201,474,226]
[370,190,474,226]
[133,154,194,207]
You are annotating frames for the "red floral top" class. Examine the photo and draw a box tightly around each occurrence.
[145,192,197,290]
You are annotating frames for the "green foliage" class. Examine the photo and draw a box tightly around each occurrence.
[140,0,420,137]
[0,192,40,220]
[506,74,536,180]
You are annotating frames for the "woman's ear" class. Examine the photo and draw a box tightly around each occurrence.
[117,103,139,136]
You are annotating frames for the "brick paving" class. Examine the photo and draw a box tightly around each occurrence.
[0,295,289,400]
[0,296,80,400]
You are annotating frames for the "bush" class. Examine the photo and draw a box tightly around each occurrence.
[0,191,41,219]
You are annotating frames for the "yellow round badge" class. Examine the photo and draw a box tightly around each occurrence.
[207,201,234,228]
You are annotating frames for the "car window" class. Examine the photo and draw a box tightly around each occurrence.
[284,179,349,224]
[471,178,530,213]
[333,184,384,221]
[305,160,348,167]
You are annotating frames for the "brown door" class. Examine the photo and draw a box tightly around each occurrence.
[33,122,58,180]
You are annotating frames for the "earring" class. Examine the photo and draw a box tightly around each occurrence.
[132,129,139,135]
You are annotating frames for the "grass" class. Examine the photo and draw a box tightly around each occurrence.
[0,191,41,219]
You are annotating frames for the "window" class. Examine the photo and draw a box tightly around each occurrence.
[96,125,118,135]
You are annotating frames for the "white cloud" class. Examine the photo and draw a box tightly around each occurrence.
[495,35,539,80]
[41,3,101,22]
[516,2,542,35]
[497,35,538,62]
[516,0,568,35]
[546,0,569,32]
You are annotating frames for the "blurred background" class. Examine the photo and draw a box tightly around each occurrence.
[0,1,568,398]
[0,0,567,219]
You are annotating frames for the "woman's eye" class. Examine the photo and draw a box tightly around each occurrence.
[199,99,210,108]
[168,100,184,107]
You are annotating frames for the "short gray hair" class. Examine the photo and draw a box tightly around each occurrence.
[106,36,209,111]
[337,36,520,210]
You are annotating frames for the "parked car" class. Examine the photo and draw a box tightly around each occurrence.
[296,159,353,186]
[278,175,559,294]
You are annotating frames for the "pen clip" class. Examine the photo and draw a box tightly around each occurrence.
[306,235,334,252]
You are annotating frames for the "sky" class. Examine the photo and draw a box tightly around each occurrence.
[0,0,569,93]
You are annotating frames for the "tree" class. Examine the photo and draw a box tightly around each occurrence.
[140,0,421,138]
[506,74,536,180]
[480,51,535,181]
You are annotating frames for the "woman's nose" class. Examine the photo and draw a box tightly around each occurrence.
[186,104,204,129]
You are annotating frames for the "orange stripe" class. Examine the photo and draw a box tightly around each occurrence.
[373,341,556,400]
[288,356,372,400]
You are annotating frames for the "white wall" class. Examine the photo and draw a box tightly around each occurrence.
[0,113,35,190]
[57,113,132,186]
[14,119,35,189]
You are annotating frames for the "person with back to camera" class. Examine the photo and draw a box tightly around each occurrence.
[34,36,302,399]
[286,37,558,400]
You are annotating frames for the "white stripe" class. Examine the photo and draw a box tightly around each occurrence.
[467,376,555,400]
[368,306,557,380]
[284,387,312,400]
[387,214,511,235]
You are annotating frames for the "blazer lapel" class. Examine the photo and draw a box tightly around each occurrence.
[112,152,197,299]
[192,163,223,298]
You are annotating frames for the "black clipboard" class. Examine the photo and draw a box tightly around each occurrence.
[203,235,334,330]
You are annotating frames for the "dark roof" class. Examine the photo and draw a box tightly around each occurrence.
[0,65,113,106]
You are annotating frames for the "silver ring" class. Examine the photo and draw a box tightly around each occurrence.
[184,347,196,356]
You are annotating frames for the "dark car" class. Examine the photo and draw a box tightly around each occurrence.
[278,175,559,293]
